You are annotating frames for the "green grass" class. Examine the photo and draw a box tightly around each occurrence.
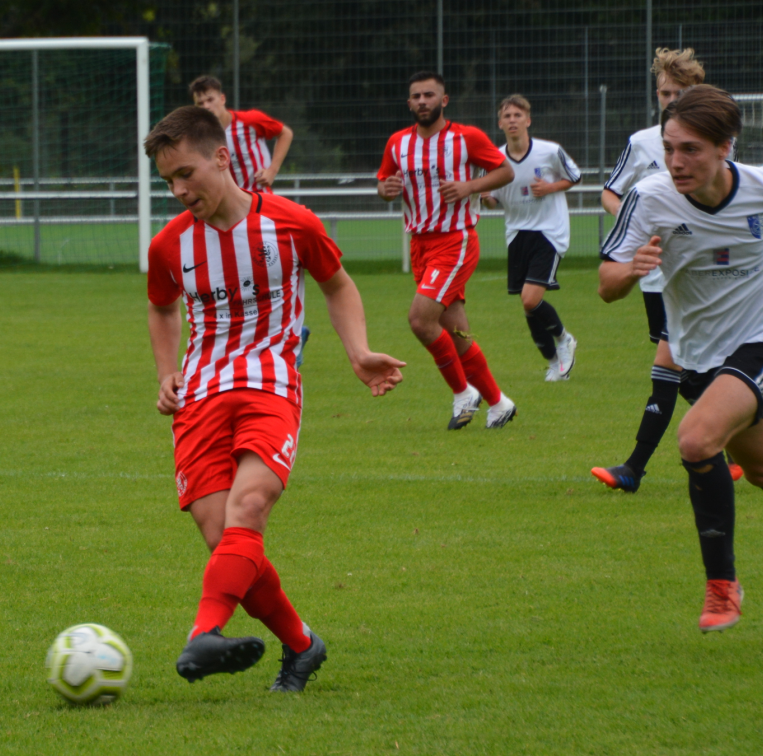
[1,267,761,755]
[0,214,615,267]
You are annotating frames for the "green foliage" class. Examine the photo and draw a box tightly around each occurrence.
[1,268,762,754]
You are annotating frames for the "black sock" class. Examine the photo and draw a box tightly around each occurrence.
[625,366,681,473]
[525,310,557,360]
[529,299,564,339]
[682,452,736,581]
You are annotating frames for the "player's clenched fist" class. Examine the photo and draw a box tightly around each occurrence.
[632,235,663,277]
[379,170,404,200]
[157,372,185,415]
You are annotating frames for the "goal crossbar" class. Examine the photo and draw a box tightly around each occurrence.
[0,37,151,271]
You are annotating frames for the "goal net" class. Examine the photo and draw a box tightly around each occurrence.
[0,38,169,271]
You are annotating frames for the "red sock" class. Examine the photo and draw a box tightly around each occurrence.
[240,558,311,653]
[425,330,468,393]
[191,527,265,639]
[459,341,501,406]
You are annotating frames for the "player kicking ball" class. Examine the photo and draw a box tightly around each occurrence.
[377,71,517,430]
[481,95,580,381]
[598,85,763,633]
[144,106,404,689]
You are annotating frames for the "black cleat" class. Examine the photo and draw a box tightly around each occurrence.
[270,631,327,692]
[591,463,645,493]
[176,627,265,683]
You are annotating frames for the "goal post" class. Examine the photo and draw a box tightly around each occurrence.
[0,37,153,271]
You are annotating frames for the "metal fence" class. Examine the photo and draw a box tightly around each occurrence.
[1,1,762,267]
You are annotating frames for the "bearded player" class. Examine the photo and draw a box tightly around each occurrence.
[144,106,404,691]
[377,71,517,430]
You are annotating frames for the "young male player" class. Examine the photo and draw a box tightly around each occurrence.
[189,75,293,194]
[591,49,745,490]
[144,106,405,690]
[598,85,763,633]
[377,71,517,430]
[481,95,580,381]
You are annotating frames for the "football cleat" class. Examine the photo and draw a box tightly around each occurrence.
[728,462,744,482]
[486,393,517,428]
[555,331,577,377]
[545,361,569,382]
[448,384,482,430]
[270,630,327,692]
[176,627,265,683]
[591,463,645,493]
[699,579,743,633]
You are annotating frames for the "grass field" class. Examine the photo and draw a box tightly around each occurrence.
[1,266,761,755]
[0,213,615,267]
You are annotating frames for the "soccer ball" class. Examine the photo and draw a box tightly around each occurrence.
[46,623,133,705]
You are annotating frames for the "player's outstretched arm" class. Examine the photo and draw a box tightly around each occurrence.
[439,161,514,204]
[598,235,663,303]
[255,125,294,188]
[317,267,406,396]
[148,299,185,415]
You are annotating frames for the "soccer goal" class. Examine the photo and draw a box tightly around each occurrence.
[734,94,763,165]
[0,38,166,271]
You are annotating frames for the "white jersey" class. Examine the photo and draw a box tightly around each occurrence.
[601,162,763,373]
[605,125,667,292]
[489,138,580,255]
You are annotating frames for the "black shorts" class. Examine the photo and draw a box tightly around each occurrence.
[642,291,668,344]
[679,342,763,425]
[507,231,561,295]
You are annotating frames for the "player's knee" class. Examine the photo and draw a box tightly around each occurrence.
[231,486,280,523]
[408,311,437,342]
[521,290,543,312]
[677,425,719,463]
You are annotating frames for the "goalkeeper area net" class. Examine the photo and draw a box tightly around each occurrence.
[0,39,169,270]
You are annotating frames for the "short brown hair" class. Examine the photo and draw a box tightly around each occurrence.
[498,94,531,117]
[661,85,741,146]
[188,75,223,97]
[651,48,705,88]
[144,106,227,159]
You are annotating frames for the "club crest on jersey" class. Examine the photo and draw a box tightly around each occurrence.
[254,241,279,268]
[534,168,542,179]
[176,471,188,497]
[521,186,529,196]
[714,248,730,266]
[748,214,762,239]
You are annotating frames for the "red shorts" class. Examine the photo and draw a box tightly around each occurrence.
[410,229,479,307]
[171,388,301,509]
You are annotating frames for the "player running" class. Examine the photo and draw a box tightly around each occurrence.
[591,48,745,491]
[481,95,580,382]
[598,85,762,633]
[377,71,517,430]
[144,106,405,690]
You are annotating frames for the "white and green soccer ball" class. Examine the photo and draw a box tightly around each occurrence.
[46,623,132,705]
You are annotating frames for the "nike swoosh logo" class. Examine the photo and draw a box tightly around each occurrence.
[272,453,291,469]
[421,284,436,290]
[182,261,207,273]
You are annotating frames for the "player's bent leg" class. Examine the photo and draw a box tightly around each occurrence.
[725,417,763,489]
[408,293,447,346]
[678,375,757,633]
[225,451,284,534]
[189,490,229,552]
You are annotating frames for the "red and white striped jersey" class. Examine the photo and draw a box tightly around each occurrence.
[377,121,506,234]
[148,192,342,410]
[226,109,284,194]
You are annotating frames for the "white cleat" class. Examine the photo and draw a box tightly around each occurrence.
[448,384,482,430]
[545,360,569,382]
[555,331,577,377]
[486,393,517,428]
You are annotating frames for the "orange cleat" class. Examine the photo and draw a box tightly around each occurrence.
[699,579,743,633]
[728,463,744,482]
[591,464,644,493]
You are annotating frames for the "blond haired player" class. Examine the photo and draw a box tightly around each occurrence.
[482,95,581,381]
[145,106,404,691]
[591,49,746,491]
[377,71,517,430]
